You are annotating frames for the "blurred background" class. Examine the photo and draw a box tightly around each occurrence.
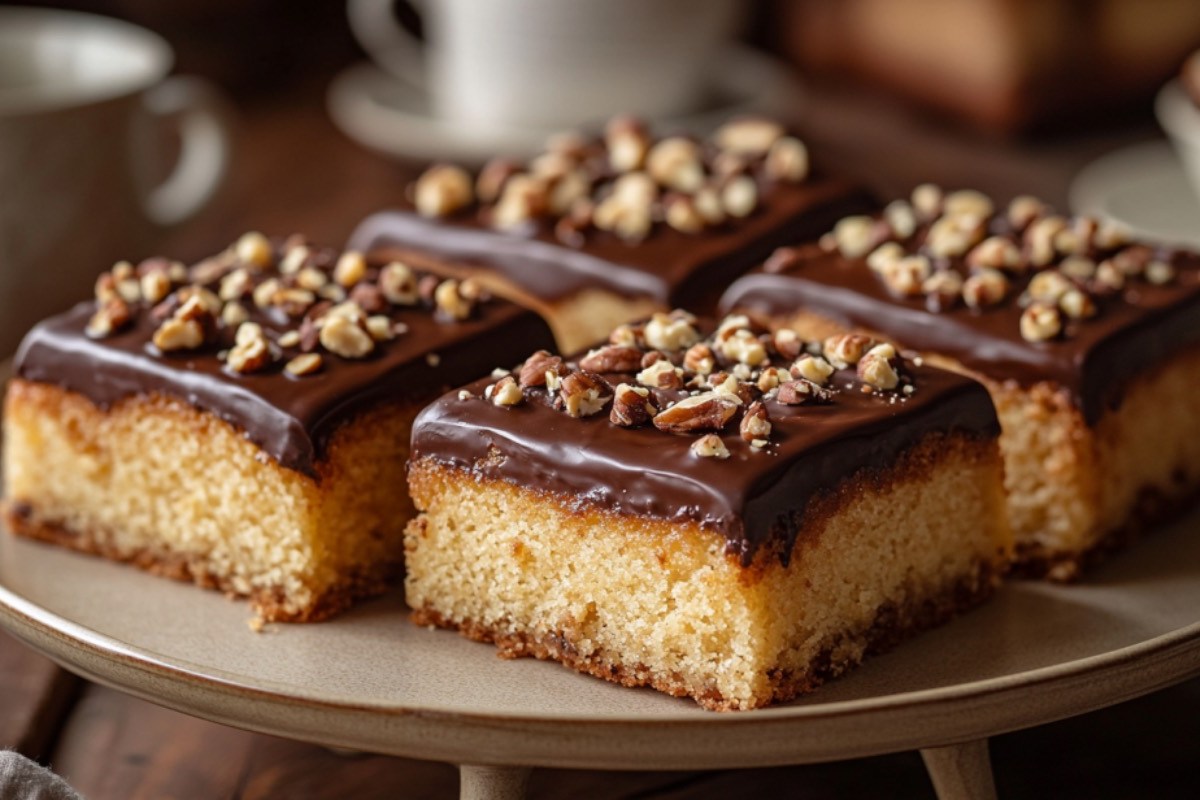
[2,1,1200,796]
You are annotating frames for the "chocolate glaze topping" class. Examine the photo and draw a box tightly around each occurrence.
[14,238,553,477]
[720,196,1200,424]
[410,314,999,564]
[348,116,872,311]
[349,178,870,309]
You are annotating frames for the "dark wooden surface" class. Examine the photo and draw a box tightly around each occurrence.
[2,79,1198,798]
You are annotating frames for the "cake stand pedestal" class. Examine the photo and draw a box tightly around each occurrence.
[3,509,1200,800]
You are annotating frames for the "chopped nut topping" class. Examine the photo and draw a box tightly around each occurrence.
[740,401,771,441]
[822,333,875,368]
[643,311,700,351]
[653,391,739,433]
[791,354,834,385]
[319,314,374,359]
[379,261,419,305]
[646,137,704,193]
[764,137,809,183]
[1059,288,1097,320]
[962,268,1008,309]
[1008,195,1045,230]
[777,379,832,405]
[879,255,932,297]
[637,359,684,389]
[279,245,309,275]
[140,271,172,304]
[490,375,524,407]
[832,215,877,259]
[691,434,731,459]
[966,236,1022,271]
[1020,303,1062,342]
[221,301,250,327]
[922,270,963,309]
[558,371,611,417]
[366,315,396,341]
[942,189,994,220]
[1027,270,1073,304]
[579,345,643,373]
[664,194,705,234]
[610,383,656,426]
[684,343,716,374]
[333,251,368,288]
[1059,255,1097,281]
[153,317,205,352]
[235,232,273,269]
[715,117,784,156]
[85,298,132,339]
[227,322,274,374]
[717,328,767,366]
[771,328,803,360]
[414,164,474,217]
[1146,260,1176,285]
[721,175,758,219]
[911,183,943,220]
[857,343,901,390]
[285,352,323,376]
[883,200,918,240]
[519,350,567,387]
[867,242,905,274]
[434,279,474,320]
[605,116,651,173]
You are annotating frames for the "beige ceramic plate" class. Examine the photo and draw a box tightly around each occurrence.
[2,510,1200,772]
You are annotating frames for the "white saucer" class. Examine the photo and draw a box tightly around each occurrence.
[326,46,803,163]
[1069,140,1200,248]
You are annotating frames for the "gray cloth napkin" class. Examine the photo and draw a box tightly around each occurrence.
[0,752,82,800]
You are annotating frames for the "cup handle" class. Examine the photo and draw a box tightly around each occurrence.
[347,0,427,87]
[138,75,234,227]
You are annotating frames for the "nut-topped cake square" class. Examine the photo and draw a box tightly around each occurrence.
[720,188,1200,578]
[348,117,871,352]
[3,233,553,622]
[405,311,1009,710]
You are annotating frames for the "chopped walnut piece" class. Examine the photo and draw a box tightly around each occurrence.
[691,434,731,459]
[518,350,566,387]
[777,379,832,405]
[684,343,716,375]
[605,116,651,172]
[791,354,834,385]
[721,175,758,219]
[636,359,684,389]
[219,268,251,301]
[579,345,643,373]
[1020,303,1062,342]
[153,317,205,352]
[379,261,419,305]
[285,353,323,377]
[489,375,524,407]
[822,333,875,368]
[492,173,548,228]
[714,117,784,156]
[771,328,803,360]
[558,371,611,417]
[415,163,474,217]
[227,321,274,374]
[832,215,877,259]
[319,314,374,359]
[1059,288,1097,320]
[333,251,368,288]
[966,236,1022,271]
[140,271,172,304]
[1146,260,1176,285]
[664,194,705,234]
[740,401,771,441]
[653,392,739,433]
[883,200,918,240]
[1007,195,1046,230]
[962,268,1009,309]
[610,383,656,427]
[1027,270,1073,304]
[85,298,132,339]
[857,343,900,390]
[879,255,932,298]
[867,242,904,274]
[476,157,522,204]
[221,301,250,327]
[433,279,474,320]
[646,137,704,193]
[942,189,994,220]
[643,311,700,351]
[764,136,809,183]
[911,183,943,221]
[756,366,787,392]
[235,231,273,269]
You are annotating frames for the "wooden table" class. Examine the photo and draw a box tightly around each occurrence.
[3,78,1197,799]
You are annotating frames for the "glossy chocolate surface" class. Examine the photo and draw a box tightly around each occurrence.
[721,237,1200,424]
[15,245,554,478]
[349,180,872,310]
[411,328,998,564]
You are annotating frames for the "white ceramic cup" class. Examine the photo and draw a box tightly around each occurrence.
[0,7,233,354]
[347,0,739,131]
[1156,77,1200,206]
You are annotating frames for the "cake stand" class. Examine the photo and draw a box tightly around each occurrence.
[2,508,1200,800]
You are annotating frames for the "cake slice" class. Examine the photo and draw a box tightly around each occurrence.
[406,311,1008,710]
[348,116,871,352]
[719,188,1200,578]
[3,233,553,621]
